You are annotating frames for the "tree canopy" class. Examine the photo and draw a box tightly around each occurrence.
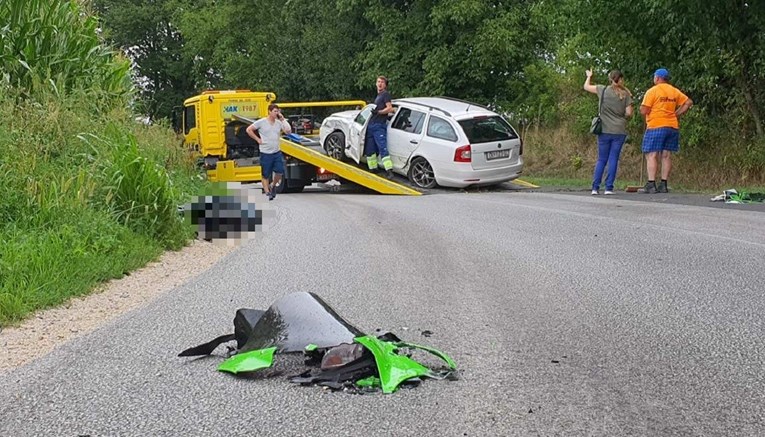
[89,0,764,153]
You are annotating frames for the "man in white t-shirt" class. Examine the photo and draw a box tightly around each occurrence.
[246,104,291,200]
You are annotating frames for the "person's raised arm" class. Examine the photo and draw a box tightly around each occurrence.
[583,69,598,94]
[277,113,292,134]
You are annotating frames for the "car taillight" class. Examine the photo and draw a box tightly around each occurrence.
[454,145,471,162]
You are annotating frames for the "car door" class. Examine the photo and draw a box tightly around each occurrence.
[386,106,426,170]
[347,105,375,163]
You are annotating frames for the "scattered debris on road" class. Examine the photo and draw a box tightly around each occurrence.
[179,292,458,394]
[710,189,765,203]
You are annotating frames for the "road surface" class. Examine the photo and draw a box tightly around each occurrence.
[1,189,763,436]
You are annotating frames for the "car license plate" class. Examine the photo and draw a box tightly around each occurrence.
[485,149,510,161]
[316,172,335,181]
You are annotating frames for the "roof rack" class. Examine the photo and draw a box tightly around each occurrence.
[394,99,451,117]
[436,96,490,112]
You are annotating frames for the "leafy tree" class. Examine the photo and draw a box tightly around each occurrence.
[338,0,551,109]
[553,0,765,139]
[176,0,369,101]
[93,0,198,120]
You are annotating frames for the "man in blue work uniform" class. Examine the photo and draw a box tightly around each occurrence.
[365,76,395,178]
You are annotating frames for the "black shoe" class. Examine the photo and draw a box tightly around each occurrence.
[657,182,668,193]
[384,169,394,179]
[639,182,657,194]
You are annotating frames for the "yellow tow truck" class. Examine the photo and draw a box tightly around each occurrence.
[174,90,420,195]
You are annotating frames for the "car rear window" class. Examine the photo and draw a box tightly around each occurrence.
[458,116,518,143]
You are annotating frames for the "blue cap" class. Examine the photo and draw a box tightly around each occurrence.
[654,68,670,79]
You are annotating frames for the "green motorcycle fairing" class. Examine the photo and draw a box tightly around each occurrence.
[217,347,277,374]
[395,341,457,370]
[354,336,430,394]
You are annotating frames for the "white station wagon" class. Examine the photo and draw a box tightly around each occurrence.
[319,97,523,188]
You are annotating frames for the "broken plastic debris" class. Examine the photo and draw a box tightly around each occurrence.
[178,292,362,357]
[218,347,276,374]
[355,376,381,388]
[321,343,365,370]
[179,292,457,394]
[354,335,431,394]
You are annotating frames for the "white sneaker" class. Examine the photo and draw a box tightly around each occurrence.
[591,190,599,195]
[604,190,615,195]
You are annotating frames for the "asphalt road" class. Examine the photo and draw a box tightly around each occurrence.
[2,188,764,436]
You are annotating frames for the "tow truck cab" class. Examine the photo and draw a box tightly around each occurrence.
[179,90,323,193]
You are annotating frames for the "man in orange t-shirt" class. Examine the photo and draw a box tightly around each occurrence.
[639,68,693,193]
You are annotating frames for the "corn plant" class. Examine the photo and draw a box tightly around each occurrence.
[0,0,131,98]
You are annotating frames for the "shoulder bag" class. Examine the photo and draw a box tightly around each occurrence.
[590,86,606,135]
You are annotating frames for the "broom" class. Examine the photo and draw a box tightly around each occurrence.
[625,153,644,192]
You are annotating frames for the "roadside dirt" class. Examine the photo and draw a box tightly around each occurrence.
[0,239,237,374]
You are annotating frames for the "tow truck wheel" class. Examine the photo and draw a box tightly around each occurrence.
[408,157,437,189]
[274,179,305,194]
[273,178,287,194]
[325,131,347,161]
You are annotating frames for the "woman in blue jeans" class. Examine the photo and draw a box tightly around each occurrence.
[583,69,634,195]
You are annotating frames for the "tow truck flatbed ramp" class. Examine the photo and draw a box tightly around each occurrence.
[278,138,421,196]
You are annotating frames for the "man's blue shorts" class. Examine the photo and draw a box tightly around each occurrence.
[260,151,285,179]
[642,127,679,153]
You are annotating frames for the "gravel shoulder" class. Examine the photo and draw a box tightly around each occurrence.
[0,239,237,373]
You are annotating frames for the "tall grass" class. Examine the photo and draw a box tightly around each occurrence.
[0,1,202,326]
[523,124,765,191]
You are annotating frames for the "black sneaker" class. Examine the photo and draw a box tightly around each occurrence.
[639,182,657,194]
[384,169,394,179]
[657,182,669,193]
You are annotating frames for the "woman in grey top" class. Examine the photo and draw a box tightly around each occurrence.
[584,69,634,195]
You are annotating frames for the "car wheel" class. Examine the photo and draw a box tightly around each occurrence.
[325,131,347,161]
[407,157,437,189]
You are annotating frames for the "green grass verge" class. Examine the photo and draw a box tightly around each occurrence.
[0,94,201,327]
[523,176,765,194]
[0,208,162,325]
[0,1,202,327]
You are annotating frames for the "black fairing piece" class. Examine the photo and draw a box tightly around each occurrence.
[240,292,363,353]
[178,292,362,357]
[178,308,265,357]
[233,309,267,348]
